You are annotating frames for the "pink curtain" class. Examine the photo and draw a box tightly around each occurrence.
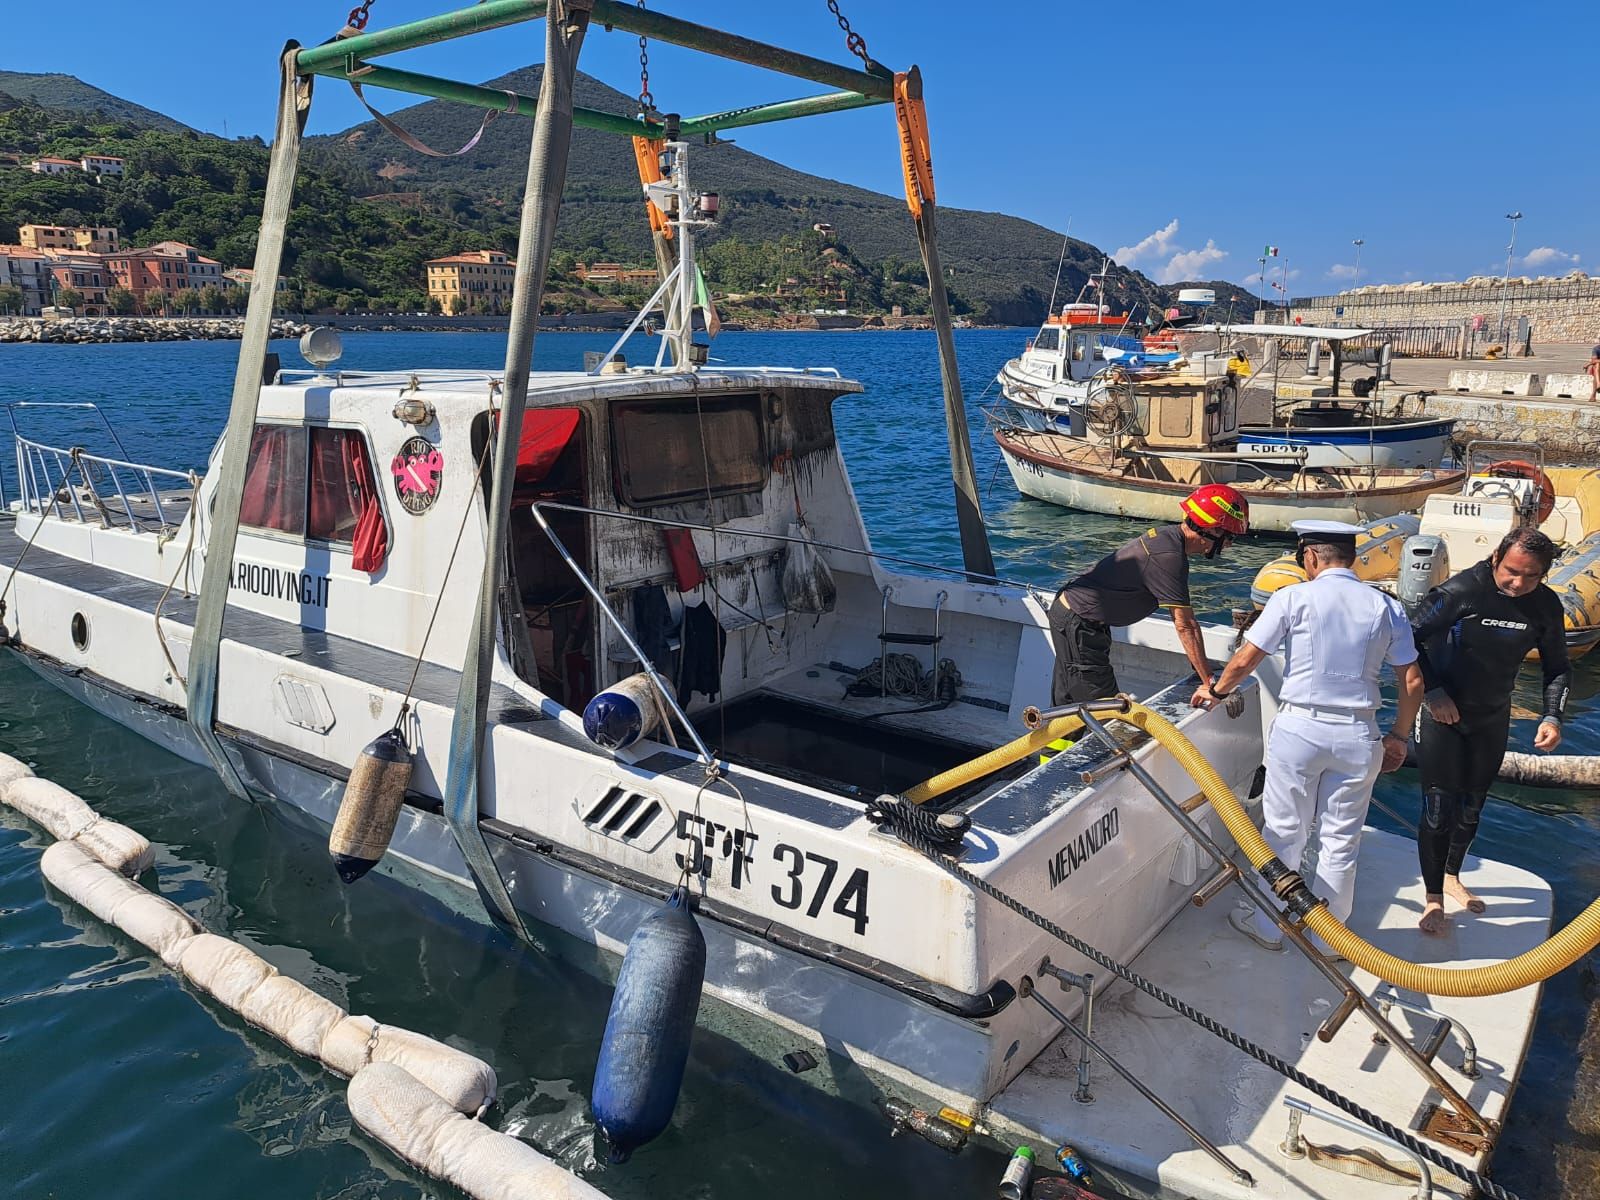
[239,426,303,532]
[345,433,388,572]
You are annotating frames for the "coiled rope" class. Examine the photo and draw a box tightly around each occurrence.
[866,796,1519,1200]
[852,653,961,701]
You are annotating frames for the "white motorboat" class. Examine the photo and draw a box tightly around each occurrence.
[0,10,1570,1200]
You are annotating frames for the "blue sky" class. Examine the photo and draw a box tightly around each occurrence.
[5,1,1593,293]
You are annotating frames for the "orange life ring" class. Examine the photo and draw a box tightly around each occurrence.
[1485,458,1556,525]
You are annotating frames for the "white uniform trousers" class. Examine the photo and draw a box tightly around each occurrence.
[1252,712,1383,946]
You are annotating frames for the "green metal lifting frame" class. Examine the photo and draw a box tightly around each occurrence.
[188,1,993,943]
[295,0,894,139]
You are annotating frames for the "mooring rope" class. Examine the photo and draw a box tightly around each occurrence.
[864,797,1519,1200]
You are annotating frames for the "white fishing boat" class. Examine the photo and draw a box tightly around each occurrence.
[995,366,1465,532]
[0,8,1579,1200]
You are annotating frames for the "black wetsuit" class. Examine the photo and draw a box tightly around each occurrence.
[1409,560,1570,893]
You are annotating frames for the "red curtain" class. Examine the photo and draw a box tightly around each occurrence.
[238,426,303,533]
[345,433,388,573]
[513,408,582,496]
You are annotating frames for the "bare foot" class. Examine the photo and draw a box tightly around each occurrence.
[1419,897,1448,934]
[1444,875,1486,914]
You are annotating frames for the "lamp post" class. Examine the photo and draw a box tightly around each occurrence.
[1351,238,1364,287]
[1497,211,1523,343]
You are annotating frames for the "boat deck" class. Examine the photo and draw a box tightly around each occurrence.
[988,828,1548,1200]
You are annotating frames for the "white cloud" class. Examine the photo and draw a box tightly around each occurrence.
[1158,240,1226,284]
[1326,263,1358,280]
[1113,219,1181,265]
[1521,246,1579,269]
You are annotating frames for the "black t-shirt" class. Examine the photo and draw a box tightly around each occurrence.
[1410,559,1570,719]
[1062,525,1191,627]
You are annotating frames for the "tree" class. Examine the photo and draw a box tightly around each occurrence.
[55,287,84,310]
[198,285,224,315]
[223,286,248,313]
[0,285,23,314]
[174,288,200,314]
[275,288,301,315]
[449,294,465,316]
[106,286,136,315]
[426,296,442,315]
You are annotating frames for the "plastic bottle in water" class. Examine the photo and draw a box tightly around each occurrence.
[997,1145,1035,1200]
[1054,1144,1096,1188]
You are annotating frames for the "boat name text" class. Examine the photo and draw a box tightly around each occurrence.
[1047,808,1121,889]
[231,561,330,608]
[675,812,870,936]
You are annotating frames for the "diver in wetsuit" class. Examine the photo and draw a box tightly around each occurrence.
[1409,527,1570,934]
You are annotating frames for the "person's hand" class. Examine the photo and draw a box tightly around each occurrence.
[1427,694,1461,725]
[1380,734,1408,773]
[1534,719,1562,752]
[1191,683,1216,710]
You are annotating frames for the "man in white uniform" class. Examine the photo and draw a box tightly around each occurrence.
[1193,521,1425,952]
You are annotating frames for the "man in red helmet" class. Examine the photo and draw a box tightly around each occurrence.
[1047,484,1249,705]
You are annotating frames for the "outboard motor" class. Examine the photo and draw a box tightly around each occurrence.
[592,888,706,1162]
[1397,534,1449,614]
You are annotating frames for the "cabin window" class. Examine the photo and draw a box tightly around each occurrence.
[239,424,386,562]
[612,394,766,506]
[1034,328,1060,352]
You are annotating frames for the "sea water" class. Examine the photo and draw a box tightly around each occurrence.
[1,330,1595,1197]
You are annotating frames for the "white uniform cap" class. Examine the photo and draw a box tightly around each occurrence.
[1291,519,1363,537]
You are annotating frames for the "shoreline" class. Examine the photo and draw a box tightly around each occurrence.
[0,313,992,345]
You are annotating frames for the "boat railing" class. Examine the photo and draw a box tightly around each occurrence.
[11,432,194,534]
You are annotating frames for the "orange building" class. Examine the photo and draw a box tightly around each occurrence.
[20,224,121,254]
[425,250,516,313]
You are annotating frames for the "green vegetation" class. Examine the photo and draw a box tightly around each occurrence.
[0,69,1212,324]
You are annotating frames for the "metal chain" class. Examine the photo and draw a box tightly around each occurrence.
[346,0,375,32]
[865,799,1520,1200]
[636,0,654,113]
[825,0,870,65]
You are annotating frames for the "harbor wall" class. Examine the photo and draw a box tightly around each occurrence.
[1278,275,1600,344]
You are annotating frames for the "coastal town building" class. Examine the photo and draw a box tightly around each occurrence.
[26,154,125,177]
[19,224,121,255]
[45,252,112,315]
[223,267,289,293]
[425,249,516,313]
[574,261,658,286]
[147,241,226,292]
[0,246,52,315]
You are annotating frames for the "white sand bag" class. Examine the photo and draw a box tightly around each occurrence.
[0,752,33,792]
[348,1063,606,1200]
[238,975,346,1059]
[6,777,97,840]
[72,819,155,877]
[178,933,277,1011]
[40,841,197,963]
[3,777,152,875]
[322,1015,496,1115]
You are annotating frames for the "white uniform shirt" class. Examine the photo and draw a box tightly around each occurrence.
[1245,567,1418,712]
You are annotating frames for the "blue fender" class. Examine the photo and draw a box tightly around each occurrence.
[592,887,707,1162]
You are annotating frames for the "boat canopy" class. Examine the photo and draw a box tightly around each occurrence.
[1190,323,1376,340]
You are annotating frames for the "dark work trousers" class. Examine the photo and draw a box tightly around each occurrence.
[1415,703,1512,893]
[1048,594,1118,705]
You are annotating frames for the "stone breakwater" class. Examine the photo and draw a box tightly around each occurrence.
[0,317,312,344]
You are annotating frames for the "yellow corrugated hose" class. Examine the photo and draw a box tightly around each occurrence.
[904,700,1600,996]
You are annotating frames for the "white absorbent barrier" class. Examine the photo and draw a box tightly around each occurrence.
[323,1014,498,1116]
[40,841,198,965]
[5,776,154,876]
[349,1063,606,1200]
[0,751,34,790]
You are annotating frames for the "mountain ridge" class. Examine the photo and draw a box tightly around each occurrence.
[0,71,194,133]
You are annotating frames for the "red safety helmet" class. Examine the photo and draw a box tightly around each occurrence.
[1181,484,1249,557]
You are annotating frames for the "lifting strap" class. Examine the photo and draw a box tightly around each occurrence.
[630,136,674,240]
[440,0,594,939]
[349,79,517,158]
[186,45,312,799]
[893,68,994,580]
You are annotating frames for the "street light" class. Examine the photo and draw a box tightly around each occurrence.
[1497,211,1523,344]
[1351,238,1364,287]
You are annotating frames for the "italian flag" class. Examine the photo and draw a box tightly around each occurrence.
[1264,245,1279,257]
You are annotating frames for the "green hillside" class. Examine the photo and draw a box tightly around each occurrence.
[0,71,1206,324]
[0,71,193,133]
